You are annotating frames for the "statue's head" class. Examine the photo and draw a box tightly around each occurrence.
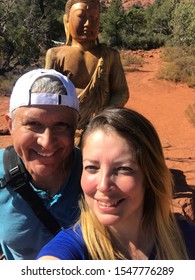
[64,0,100,45]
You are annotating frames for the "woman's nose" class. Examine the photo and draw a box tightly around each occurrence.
[97,173,114,193]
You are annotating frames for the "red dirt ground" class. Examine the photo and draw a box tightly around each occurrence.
[124,49,195,221]
[0,49,195,220]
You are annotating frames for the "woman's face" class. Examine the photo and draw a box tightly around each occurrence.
[81,129,146,229]
[68,2,100,42]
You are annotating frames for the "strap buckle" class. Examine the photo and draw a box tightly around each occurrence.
[9,165,27,190]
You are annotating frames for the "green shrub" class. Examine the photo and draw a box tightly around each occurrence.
[121,34,166,50]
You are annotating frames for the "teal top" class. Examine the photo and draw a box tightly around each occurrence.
[0,147,82,260]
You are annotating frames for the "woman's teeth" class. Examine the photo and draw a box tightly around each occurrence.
[98,200,119,207]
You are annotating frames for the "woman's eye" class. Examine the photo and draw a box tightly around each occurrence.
[84,165,98,172]
[114,167,135,175]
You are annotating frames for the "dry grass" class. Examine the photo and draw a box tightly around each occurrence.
[185,104,195,127]
[158,46,195,88]
[120,51,144,72]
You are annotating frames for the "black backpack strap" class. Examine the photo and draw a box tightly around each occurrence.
[1,146,31,189]
[1,146,62,236]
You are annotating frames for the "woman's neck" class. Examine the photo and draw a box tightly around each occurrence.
[110,221,154,260]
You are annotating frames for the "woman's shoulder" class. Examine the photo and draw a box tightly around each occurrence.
[178,218,195,259]
[178,218,195,233]
[37,225,89,260]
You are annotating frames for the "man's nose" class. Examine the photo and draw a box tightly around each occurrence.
[37,128,56,148]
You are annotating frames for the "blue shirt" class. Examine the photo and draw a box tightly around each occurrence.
[36,219,195,260]
[0,147,82,260]
[37,225,89,260]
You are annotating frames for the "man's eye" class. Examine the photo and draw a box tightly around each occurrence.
[54,122,71,131]
[25,121,41,127]
[22,121,43,132]
[55,122,69,127]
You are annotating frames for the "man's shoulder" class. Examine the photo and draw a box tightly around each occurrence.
[0,148,5,157]
[73,146,82,160]
[0,148,5,175]
[67,147,82,179]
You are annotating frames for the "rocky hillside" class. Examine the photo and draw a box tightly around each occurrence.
[105,0,155,8]
[122,0,155,8]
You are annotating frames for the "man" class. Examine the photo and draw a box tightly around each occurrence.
[0,69,82,259]
[45,0,129,132]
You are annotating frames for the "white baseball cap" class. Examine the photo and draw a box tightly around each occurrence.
[10,69,79,113]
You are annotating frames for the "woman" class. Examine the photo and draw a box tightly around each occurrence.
[37,108,195,260]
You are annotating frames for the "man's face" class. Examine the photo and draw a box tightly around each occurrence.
[68,2,100,42]
[7,106,78,180]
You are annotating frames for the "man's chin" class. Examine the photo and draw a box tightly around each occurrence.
[30,164,55,178]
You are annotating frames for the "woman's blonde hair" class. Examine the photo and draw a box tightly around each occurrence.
[79,107,189,259]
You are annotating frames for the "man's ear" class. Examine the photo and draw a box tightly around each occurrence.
[5,114,13,133]
[63,14,70,45]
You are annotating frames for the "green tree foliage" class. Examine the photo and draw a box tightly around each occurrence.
[0,0,65,73]
[146,0,176,36]
[121,7,149,49]
[101,1,149,49]
[100,0,126,47]
[125,7,146,36]
[170,2,195,46]
[101,0,177,50]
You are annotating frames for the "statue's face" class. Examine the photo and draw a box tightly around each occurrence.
[68,2,100,42]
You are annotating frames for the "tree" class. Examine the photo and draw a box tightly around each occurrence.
[146,0,177,36]
[125,7,146,37]
[170,2,195,46]
[100,0,125,47]
[119,6,149,49]
[0,0,65,73]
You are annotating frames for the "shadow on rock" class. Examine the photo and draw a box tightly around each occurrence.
[170,169,195,223]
